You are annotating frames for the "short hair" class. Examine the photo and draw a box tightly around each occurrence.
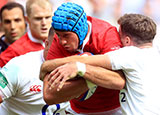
[26,0,52,17]
[118,14,156,44]
[0,2,25,21]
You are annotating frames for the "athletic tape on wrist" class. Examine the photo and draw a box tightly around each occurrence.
[76,62,86,77]
[76,62,97,88]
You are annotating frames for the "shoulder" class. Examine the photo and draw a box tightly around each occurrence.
[87,16,116,30]
[6,33,43,54]
[10,33,29,47]
[108,47,137,56]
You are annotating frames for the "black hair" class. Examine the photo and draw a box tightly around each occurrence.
[0,2,25,21]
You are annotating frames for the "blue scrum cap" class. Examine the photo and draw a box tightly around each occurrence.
[52,2,88,46]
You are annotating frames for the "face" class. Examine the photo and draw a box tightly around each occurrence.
[27,3,52,41]
[1,7,26,44]
[56,30,79,53]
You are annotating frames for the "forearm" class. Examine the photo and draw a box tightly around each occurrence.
[83,64,125,90]
[0,96,2,103]
[40,57,77,80]
[0,91,3,103]
[40,54,111,80]
[43,76,88,105]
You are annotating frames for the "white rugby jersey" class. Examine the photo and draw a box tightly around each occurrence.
[0,50,69,115]
[108,46,160,115]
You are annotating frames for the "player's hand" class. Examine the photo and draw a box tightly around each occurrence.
[48,62,78,91]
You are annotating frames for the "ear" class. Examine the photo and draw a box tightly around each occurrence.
[124,36,131,46]
[45,39,49,48]
[25,16,30,24]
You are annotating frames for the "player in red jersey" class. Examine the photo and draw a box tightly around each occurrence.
[40,2,122,115]
[0,0,52,67]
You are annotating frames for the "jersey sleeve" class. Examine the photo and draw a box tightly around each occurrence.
[107,47,132,70]
[102,27,122,54]
[0,59,19,101]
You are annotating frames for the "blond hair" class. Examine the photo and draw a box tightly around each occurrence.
[26,0,52,16]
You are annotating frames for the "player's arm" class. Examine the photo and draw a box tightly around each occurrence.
[84,64,125,90]
[48,61,125,91]
[0,96,2,103]
[43,74,88,105]
[40,54,112,81]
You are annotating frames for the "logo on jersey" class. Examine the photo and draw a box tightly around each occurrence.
[30,85,41,92]
[0,72,8,88]
[110,46,121,51]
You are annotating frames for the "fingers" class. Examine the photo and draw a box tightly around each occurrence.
[48,69,60,86]
[47,63,78,91]
[48,69,62,90]
[48,66,69,90]
[47,69,58,81]
[56,74,69,91]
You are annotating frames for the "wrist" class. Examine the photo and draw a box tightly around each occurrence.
[76,62,86,77]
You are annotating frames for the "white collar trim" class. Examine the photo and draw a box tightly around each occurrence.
[77,21,92,53]
[27,30,45,47]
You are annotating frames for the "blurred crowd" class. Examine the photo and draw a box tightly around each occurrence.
[0,0,160,66]
[1,0,160,24]
[1,0,160,37]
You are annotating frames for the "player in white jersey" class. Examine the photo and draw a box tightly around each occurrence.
[40,14,160,114]
[0,27,69,115]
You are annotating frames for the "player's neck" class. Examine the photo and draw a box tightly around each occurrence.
[138,43,152,48]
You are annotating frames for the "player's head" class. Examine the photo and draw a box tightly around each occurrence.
[0,2,26,44]
[26,0,52,41]
[52,2,88,51]
[118,13,156,46]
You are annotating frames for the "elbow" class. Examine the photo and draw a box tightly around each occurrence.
[108,78,125,90]
[43,87,60,105]
[43,93,58,105]
[43,88,68,105]
[116,70,126,90]
[0,96,3,103]
[115,78,125,90]
[117,81,125,90]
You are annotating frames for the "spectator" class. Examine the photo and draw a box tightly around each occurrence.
[0,0,52,67]
[40,2,122,115]
[0,27,69,114]
[0,0,7,38]
[0,2,26,53]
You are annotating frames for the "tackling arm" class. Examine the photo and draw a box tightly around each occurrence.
[84,64,125,90]
[40,54,112,80]
[0,96,2,103]
[43,74,88,105]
